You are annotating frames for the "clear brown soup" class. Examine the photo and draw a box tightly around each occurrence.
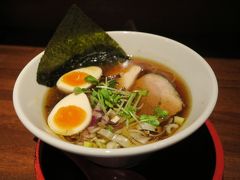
[44,57,191,118]
[43,57,191,146]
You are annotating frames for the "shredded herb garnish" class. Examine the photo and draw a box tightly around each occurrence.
[81,77,169,127]
[107,79,117,88]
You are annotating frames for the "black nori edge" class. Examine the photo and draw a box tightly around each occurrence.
[37,4,127,87]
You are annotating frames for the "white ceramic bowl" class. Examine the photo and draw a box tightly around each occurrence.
[13,31,218,167]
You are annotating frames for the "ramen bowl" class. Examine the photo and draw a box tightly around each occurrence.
[13,31,218,167]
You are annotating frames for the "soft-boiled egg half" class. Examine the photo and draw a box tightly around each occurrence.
[47,93,92,136]
[57,66,102,93]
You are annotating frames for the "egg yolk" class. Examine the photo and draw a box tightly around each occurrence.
[62,71,89,86]
[53,105,86,129]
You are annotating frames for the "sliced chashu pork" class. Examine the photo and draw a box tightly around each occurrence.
[131,73,183,116]
[118,65,142,89]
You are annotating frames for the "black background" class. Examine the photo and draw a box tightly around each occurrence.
[1,0,240,57]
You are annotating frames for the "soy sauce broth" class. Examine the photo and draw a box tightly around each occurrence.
[44,56,191,129]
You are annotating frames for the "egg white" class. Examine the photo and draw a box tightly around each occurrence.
[47,93,92,136]
[57,66,102,93]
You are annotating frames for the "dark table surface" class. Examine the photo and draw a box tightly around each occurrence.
[0,45,239,179]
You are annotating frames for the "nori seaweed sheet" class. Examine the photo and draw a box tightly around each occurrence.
[37,5,128,87]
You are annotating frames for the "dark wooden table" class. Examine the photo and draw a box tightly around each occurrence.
[0,45,239,179]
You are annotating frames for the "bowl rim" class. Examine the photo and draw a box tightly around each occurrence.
[13,31,218,157]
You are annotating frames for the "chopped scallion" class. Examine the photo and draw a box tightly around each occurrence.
[73,87,87,94]
[85,75,99,85]
[83,141,93,147]
[174,116,185,125]
[139,114,160,126]
[154,107,169,119]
